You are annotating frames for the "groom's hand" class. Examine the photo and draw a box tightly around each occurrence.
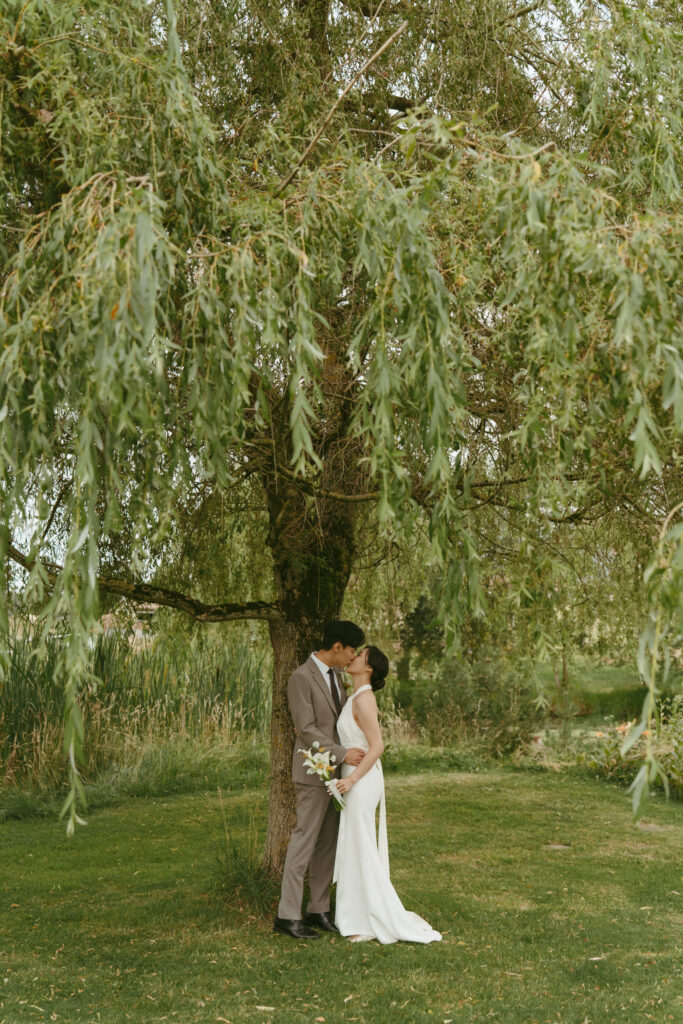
[344,747,364,766]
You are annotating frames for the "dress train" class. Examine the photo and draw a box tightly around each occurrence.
[333,685,441,945]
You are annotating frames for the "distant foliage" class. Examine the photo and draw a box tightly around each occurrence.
[214,794,279,915]
[403,648,540,755]
[580,696,683,801]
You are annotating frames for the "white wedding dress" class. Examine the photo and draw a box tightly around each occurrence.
[333,685,442,944]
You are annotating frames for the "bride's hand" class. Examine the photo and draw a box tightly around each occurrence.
[335,777,354,795]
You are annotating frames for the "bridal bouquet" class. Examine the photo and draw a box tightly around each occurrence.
[298,741,345,810]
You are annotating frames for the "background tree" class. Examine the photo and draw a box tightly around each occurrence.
[1,0,682,866]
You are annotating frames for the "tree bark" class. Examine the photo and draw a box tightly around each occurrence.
[262,570,352,874]
[260,448,357,873]
[263,617,309,875]
[262,575,353,874]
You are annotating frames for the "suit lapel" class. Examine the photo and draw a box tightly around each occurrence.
[306,657,340,715]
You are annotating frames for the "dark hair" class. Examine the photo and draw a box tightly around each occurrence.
[366,646,389,692]
[321,620,365,651]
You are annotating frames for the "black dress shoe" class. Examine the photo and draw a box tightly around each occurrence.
[306,911,339,933]
[273,917,320,939]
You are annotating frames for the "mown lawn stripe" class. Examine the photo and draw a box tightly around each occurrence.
[1,771,681,1024]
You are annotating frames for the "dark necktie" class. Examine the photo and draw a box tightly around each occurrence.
[327,668,342,715]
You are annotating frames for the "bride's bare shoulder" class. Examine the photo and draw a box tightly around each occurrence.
[354,687,378,712]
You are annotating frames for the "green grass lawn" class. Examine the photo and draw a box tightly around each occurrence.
[1,771,681,1024]
[534,661,683,726]
[534,662,646,720]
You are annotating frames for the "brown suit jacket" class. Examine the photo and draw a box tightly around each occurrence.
[288,657,348,785]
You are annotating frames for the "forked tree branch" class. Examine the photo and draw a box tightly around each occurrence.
[276,20,408,196]
[387,93,416,113]
[506,0,546,21]
[337,0,411,16]
[6,543,281,623]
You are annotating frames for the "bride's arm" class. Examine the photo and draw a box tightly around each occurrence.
[335,691,383,794]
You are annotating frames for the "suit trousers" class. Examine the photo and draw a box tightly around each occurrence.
[277,782,340,919]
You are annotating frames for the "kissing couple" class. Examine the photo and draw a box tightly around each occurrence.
[274,620,442,944]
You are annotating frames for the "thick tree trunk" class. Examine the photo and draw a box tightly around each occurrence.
[261,480,356,875]
[263,618,303,875]
[262,598,347,876]
[257,308,362,875]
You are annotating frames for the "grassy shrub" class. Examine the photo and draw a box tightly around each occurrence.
[579,694,683,799]
[544,683,648,722]
[213,791,280,915]
[0,737,270,821]
[411,649,541,754]
[382,743,484,775]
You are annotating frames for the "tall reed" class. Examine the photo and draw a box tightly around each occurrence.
[0,633,272,792]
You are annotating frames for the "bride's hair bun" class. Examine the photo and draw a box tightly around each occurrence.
[366,646,389,692]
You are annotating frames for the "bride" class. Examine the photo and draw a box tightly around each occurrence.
[332,646,442,944]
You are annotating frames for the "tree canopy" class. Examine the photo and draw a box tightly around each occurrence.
[1,0,682,857]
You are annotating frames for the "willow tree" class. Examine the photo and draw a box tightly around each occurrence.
[1,0,682,866]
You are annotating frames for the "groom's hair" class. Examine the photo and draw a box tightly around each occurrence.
[321,620,365,651]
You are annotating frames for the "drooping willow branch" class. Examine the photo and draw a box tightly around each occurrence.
[6,543,281,623]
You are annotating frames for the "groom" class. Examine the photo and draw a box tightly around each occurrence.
[274,620,366,939]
